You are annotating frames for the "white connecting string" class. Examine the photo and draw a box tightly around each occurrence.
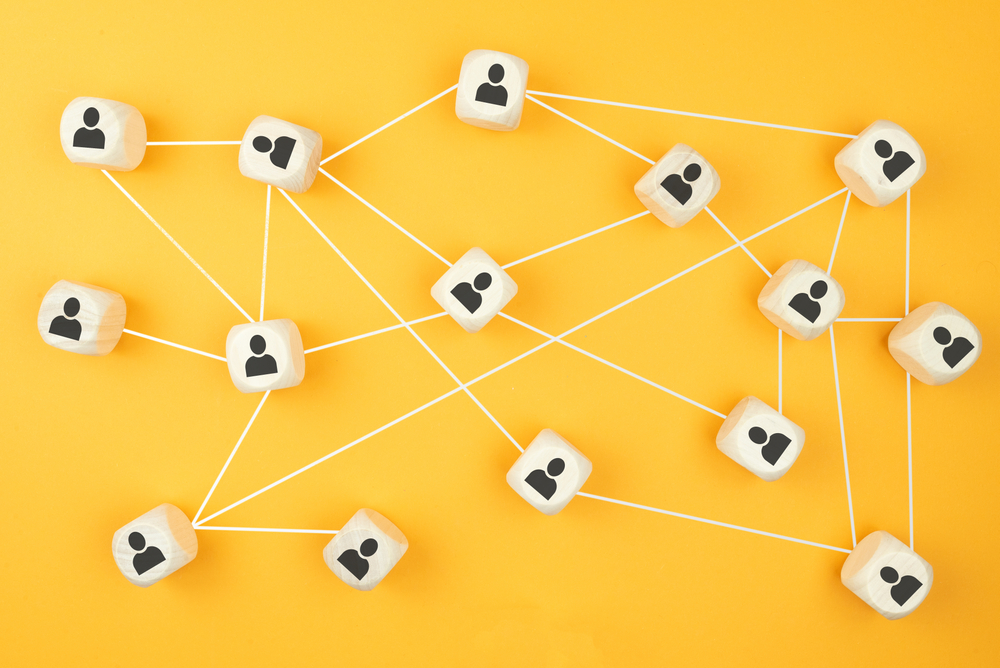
[146,141,242,146]
[577,492,852,553]
[193,391,271,525]
[102,170,255,322]
[502,210,650,269]
[905,189,911,316]
[259,185,271,321]
[526,90,857,139]
[741,188,849,244]
[318,168,452,267]
[778,330,783,415]
[836,317,902,322]
[320,84,458,165]
[705,206,771,277]
[305,313,448,354]
[906,188,913,550]
[827,191,852,274]
[122,328,227,362]
[194,526,338,535]
[829,326,857,548]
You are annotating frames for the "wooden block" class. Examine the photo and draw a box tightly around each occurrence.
[506,429,593,515]
[758,260,845,341]
[323,509,408,591]
[431,248,517,333]
[841,530,933,620]
[633,143,721,228]
[225,319,305,393]
[835,120,926,207]
[238,116,322,193]
[716,396,805,481]
[59,97,147,171]
[455,50,529,131]
[889,302,981,385]
[112,504,198,588]
[37,280,126,356]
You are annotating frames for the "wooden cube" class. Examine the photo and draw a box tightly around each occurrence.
[37,280,126,356]
[455,50,529,132]
[431,248,517,333]
[889,302,981,385]
[506,429,593,515]
[60,97,147,171]
[323,509,408,591]
[716,397,805,481]
[112,504,198,588]
[841,530,933,620]
[225,319,305,393]
[835,120,926,207]
[758,260,845,341]
[634,144,721,228]
[238,116,322,193]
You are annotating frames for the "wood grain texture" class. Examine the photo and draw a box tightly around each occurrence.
[238,115,322,193]
[716,396,805,481]
[506,429,593,515]
[37,280,126,356]
[59,97,146,171]
[455,49,529,131]
[888,302,982,385]
[841,531,933,620]
[834,120,926,207]
[757,259,845,341]
[225,319,305,393]
[111,504,197,588]
[323,509,408,591]
[431,247,517,333]
[634,143,721,227]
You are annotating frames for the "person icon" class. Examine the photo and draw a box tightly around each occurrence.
[49,297,83,341]
[475,64,509,107]
[337,538,379,581]
[874,139,915,182]
[73,107,106,149]
[525,458,565,501]
[880,566,923,606]
[128,531,166,576]
[660,163,702,205]
[933,326,974,368]
[788,280,828,323]
[748,426,791,466]
[252,135,297,170]
[450,272,493,314]
[245,335,278,378]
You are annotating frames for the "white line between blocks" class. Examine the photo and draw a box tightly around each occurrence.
[827,191,852,275]
[705,206,771,277]
[829,326,858,548]
[195,526,338,535]
[259,185,271,322]
[146,141,242,145]
[502,210,650,269]
[304,313,448,354]
[122,329,226,362]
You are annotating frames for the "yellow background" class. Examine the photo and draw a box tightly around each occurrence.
[2,1,997,665]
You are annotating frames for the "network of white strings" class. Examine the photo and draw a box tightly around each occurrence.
[99,83,917,558]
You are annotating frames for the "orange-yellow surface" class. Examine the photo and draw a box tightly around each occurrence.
[1,1,998,665]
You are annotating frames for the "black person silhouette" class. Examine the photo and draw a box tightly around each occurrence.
[748,426,791,466]
[253,135,297,169]
[245,335,278,378]
[874,139,915,182]
[525,458,565,500]
[788,280,828,323]
[450,272,493,314]
[337,538,379,581]
[880,566,923,606]
[73,107,105,149]
[129,532,166,576]
[49,297,83,341]
[933,326,974,368]
[660,163,703,205]
[475,64,508,107]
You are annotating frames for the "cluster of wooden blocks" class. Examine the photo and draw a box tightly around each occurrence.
[53,51,973,613]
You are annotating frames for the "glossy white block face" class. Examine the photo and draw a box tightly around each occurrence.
[111,504,198,588]
[455,50,529,131]
[226,319,305,393]
[60,97,147,171]
[37,280,126,356]
[889,302,981,385]
[431,248,517,333]
[506,429,593,515]
[835,120,926,207]
[716,397,805,481]
[634,143,721,228]
[841,531,933,620]
[758,259,845,341]
[323,509,408,591]
[238,116,322,193]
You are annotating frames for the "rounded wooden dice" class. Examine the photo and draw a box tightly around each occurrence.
[716,396,805,481]
[60,97,147,171]
[226,319,305,393]
[112,504,198,587]
[841,531,933,620]
[507,429,593,515]
[238,115,322,193]
[323,509,408,591]
[889,302,981,385]
[758,260,845,341]
[455,50,529,132]
[38,280,126,356]
[431,247,517,333]
[634,143,721,228]
[835,120,926,207]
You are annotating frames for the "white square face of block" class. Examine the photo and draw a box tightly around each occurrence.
[841,531,933,620]
[323,509,408,591]
[60,97,147,171]
[111,504,198,588]
[634,144,721,228]
[889,302,981,386]
[431,248,517,333]
[716,397,805,481]
[835,120,926,207]
[238,116,322,193]
[506,429,593,515]
[226,319,305,393]
[757,260,845,341]
[37,280,127,356]
[455,50,529,131]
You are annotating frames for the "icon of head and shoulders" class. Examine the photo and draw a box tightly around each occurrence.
[245,334,278,377]
[475,64,509,107]
[73,107,105,150]
[873,139,914,183]
[450,272,493,314]
[128,531,166,576]
[49,297,83,341]
[788,280,828,323]
[660,163,703,206]
[337,538,379,581]
[253,135,297,169]
[525,457,565,501]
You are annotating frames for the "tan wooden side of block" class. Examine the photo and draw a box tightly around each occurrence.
[37,280,126,356]
[889,302,982,385]
[238,116,322,193]
[323,509,408,591]
[431,247,517,333]
[716,396,805,481]
[841,531,933,620]
[226,319,305,393]
[60,97,146,171]
[455,50,529,131]
[506,429,593,515]
[634,144,721,228]
[757,259,845,341]
[112,504,198,588]
[834,120,926,207]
